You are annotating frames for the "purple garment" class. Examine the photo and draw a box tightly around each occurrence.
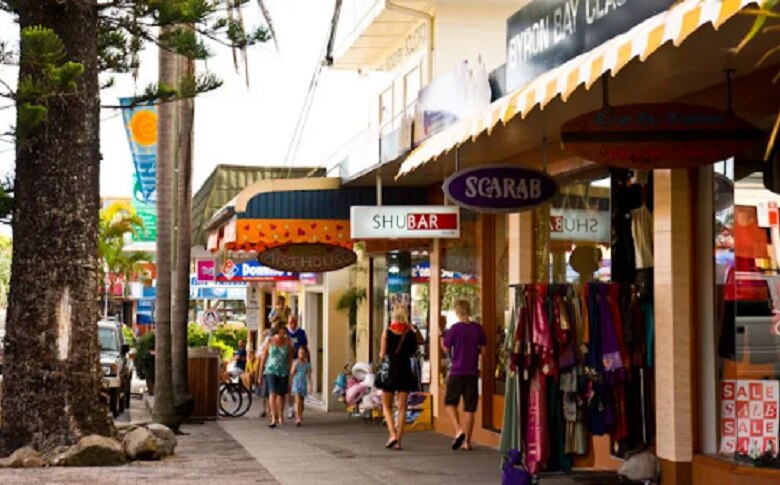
[598,284,623,373]
[444,322,486,376]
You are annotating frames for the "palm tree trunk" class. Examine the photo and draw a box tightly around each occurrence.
[2,2,113,452]
[153,39,180,430]
[172,53,195,418]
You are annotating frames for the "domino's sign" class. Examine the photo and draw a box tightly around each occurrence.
[216,259,298,282]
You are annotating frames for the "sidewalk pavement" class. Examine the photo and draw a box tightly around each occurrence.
[0,397,599,484]
[219,403,586,485]
[0,399,277,485]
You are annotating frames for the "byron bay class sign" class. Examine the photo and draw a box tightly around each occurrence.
[560,103,764,169]
[257,243,357,273]
[443,164,557,213]
[506,0,676,90]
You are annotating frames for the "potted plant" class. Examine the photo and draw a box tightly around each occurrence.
[336,286,366,359]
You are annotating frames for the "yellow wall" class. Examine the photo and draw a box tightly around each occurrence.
[323,268,351,411]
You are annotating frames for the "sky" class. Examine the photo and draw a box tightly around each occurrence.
[0,0,372,201]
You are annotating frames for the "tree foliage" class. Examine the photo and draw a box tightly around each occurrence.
[1,0,271,118]
[737,0,780,158]
[0,235,10,309]
[98,201,151,299]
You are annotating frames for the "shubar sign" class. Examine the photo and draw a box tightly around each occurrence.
[351,206,460,239]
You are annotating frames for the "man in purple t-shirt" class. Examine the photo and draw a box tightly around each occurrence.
[442,299,486,451]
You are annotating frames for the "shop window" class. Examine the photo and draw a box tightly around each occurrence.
[370,256,388,365]
[440,209,481,383]
[411,251,430,357]
[379,88,393,136]
[713,160,780,467]
[404,65,421,117]
[548,177,612,284]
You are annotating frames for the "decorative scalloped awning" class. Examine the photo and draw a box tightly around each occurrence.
[223,218,351,253]
[396,0,758,179]
[205,178,429,256]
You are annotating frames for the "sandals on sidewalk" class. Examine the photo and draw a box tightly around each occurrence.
[452,433,466,451]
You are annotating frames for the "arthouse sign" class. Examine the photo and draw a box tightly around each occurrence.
[560,103,764,169]
[442,164,557,213]
[257,243,357,273]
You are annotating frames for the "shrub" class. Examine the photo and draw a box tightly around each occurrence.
[213,324,247,350]
[121,325,136,348]
[135,331,155,381]
[187,322,209,348]
[208,339,234,363]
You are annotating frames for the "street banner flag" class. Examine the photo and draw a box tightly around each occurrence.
[131,174,157,242]
[119,97,157,204]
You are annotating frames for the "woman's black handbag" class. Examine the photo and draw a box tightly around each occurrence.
[375,355,392,389]
[375,328,408,390]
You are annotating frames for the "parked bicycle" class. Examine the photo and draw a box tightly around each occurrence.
[219,368,252,417]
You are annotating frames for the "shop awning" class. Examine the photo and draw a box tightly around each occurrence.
[204,177,428,254]
[396,0,759,179]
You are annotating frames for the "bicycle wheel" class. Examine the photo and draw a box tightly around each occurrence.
[219,384,242,417]
[233,383,252,417]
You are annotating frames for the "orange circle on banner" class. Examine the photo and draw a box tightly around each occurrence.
[129,109,157,147]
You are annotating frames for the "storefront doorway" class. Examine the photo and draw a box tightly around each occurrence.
[304,291,324,402]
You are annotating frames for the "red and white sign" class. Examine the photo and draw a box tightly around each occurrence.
[720,380,779,457]
[350,206,460,239]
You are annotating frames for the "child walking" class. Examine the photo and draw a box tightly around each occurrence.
[290,347,312,426]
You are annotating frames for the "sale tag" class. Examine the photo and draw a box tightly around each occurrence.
[721,380,780,457]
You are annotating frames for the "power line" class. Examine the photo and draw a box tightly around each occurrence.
[283,2,337,176]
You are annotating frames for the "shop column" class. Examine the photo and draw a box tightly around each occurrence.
[430,240,442,418]
[654,169,694,485]
[508,213,534,284]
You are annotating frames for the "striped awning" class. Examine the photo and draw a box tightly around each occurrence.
[396,0,758,179]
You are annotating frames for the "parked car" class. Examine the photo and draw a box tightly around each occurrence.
[98,320,131,417]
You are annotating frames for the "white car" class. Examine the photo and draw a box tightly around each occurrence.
[98,320,131,417]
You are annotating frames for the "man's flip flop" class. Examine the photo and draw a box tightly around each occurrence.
[452,433,466,451]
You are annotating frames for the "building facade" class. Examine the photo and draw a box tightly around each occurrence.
[327,1,780,484]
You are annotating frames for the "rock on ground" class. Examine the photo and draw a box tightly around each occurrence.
[146,423,177,456]
[0,447,45,468]
[618,450,660,482]
[55,435,126,467]
[122,427,165,461]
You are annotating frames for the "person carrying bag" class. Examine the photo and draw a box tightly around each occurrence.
[377,304,422,451]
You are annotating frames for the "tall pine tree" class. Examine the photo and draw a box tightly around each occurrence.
[0,0,270,453]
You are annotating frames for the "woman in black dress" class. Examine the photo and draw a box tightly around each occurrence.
[379,304,423,450]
